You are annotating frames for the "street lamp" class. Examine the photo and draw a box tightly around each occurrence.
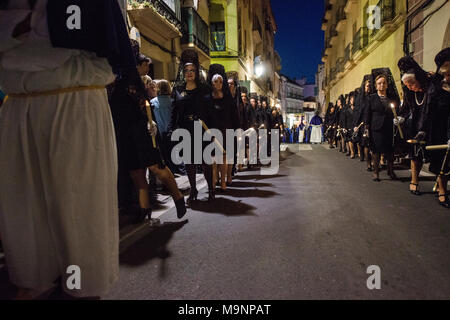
[255,64,265,78]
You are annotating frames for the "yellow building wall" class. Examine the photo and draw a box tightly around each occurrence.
[327,0,407,103]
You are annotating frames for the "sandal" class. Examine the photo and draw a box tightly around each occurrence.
[409,183,421,196]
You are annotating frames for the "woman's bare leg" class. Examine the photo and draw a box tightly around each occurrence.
[148,165,183,201]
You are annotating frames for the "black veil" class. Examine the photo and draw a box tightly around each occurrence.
[207,64,232,98]
[371,67,400,107]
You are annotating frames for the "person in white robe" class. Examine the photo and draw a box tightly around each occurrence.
[0,0,118,298]
[309,112,324,144]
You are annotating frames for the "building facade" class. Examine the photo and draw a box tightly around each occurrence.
[127,0,184,82]
[406,0,450,71]
[322,0,407,105]
[316,64,326,117]
[209,0,280,106]
[280,75,305,128]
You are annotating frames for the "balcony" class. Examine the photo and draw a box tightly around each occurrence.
[253,18,263,44]
[330,24,338,45]
[381,0,396,24]
[369,0,397,41]
[335,6,347,32]
[128,0,182,38]
[324,2,333,20]
[330,67,337,81]
[336,57,344,74]
[287,93,304,100]
[181,7,210,56]
[321,18,328,31]
[344,43,352,64]
[352,27,368,55]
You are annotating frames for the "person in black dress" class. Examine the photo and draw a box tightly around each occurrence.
[336,96,347,153]
[345,92,357,158]
[428,48,450,208]
[246,96,258,168]
[227,72,246,174]
[239,87,250,172]
[365,70,401,181]
[110,51,186,223]
[356,75,374,171]
[397,56,434,195]
[169,49,214,203]
[325,103,337,148]
[206,64,240,192]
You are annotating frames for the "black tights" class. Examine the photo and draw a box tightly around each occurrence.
[186,164,214,193]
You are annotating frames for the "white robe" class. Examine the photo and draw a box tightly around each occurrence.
[310,125,323,144]
[0,0,119,297]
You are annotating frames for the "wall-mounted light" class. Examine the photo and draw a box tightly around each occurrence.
[255,64,265,78]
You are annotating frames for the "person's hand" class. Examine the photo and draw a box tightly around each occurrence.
[394,116,405,126]
[414,131,426,141]
[353,127,358,132]
[149,121,158,137]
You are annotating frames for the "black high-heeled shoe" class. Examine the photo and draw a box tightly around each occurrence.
[208,189,216,201]
[438,194,450,208]
[409,183,421,196]
[175,197,187,219]
[133,208,151,224]
[387,169,397,180]
[187,189,198,206]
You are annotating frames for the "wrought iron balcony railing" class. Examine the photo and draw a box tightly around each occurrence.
[330,67,337,81]
[336,5,346,24]
[181,7,210,55]
[129,0,182,31]
[344,43,351,64]
[336,57,344,74]
[352,27,368,54]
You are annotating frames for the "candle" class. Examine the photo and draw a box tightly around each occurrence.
[391,103,404,139]
[145,101,157,148]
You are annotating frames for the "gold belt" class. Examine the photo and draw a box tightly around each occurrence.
[7,85,106,98]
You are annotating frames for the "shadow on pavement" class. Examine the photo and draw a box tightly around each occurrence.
[119,220,189,271]
[189,198,257,217]
[216,188,279,199]
[226,181,274,188]
[234,174,287,181]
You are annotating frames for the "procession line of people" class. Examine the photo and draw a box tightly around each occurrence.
[324,47,450,209]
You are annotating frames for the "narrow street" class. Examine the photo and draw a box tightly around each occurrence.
[103,144,450,300]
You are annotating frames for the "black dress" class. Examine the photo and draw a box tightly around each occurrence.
[358,94,371,147]
[169,84,211,164]
[246,105,258,129]
[110,73,161,171]
[345,106,356,142]
[366,94,395,154]
[428,88,450,175]
[207,94,240,152]
[399,88,432,160]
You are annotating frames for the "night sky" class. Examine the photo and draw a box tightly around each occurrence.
[271,0,325,83]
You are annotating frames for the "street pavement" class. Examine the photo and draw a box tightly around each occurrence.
[1,143,449,299]
[104,144,450,300]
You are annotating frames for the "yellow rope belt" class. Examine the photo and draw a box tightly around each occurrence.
[6,85,105,98]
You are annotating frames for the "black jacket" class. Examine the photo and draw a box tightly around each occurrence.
[365,94,395,131]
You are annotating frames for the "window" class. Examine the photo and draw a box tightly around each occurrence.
[210,22,226,51]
